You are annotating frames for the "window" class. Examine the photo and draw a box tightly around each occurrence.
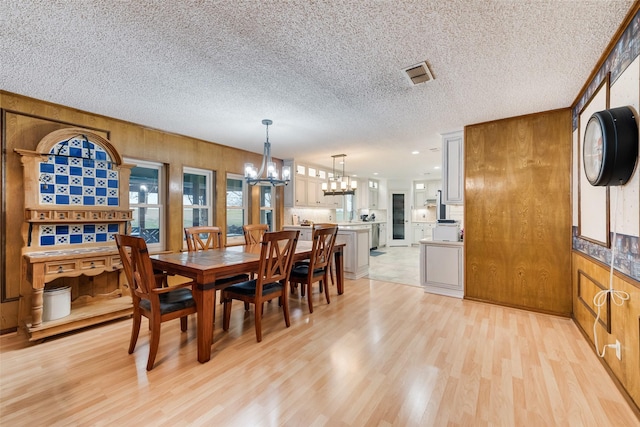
[127,159,165,252]
[183,167,213,230]
[260,185,274,231]
[226,174,246,245]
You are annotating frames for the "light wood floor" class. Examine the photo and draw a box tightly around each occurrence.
[1,277,637,426]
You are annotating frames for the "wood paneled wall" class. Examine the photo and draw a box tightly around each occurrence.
[572,252,640,409]
[464,109,572,316]
[0,91,285,331]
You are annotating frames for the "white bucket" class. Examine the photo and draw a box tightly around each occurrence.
[42,286,71,322]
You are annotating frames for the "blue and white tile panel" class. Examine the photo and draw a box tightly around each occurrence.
[39,223,120,247]
[38,138,119,206]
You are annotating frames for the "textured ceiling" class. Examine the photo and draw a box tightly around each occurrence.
[1,1,634,180]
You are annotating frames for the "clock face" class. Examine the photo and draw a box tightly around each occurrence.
[583,116,604,185]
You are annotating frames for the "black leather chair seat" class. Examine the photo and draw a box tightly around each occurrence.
[140,288,195,314]
[290,264,325,277]
[226,280,283,296]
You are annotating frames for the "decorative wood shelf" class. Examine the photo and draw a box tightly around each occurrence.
[26,297,132,342]
[25,208,132,223]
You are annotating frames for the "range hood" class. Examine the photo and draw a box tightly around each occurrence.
[424,198,437,206]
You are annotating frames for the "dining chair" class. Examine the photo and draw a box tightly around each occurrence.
[184,226,250,287]
[116,234,197,371]
[311,223,338,287]
[242,223,268,245]
[222,230,299,342]
[288,225,338,313]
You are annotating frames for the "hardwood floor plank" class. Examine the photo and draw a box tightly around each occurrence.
[1,277,637,426]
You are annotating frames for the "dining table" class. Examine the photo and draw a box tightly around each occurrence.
[150,239,345,363]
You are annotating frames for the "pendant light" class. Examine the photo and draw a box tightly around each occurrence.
[244,119,291,186]
[322,154,357,196]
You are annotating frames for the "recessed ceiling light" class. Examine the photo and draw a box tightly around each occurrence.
[434,166,441,170]
[373,172,379,176]
[411,150,419,155]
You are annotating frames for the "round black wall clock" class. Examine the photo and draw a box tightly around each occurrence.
[583,106,638,186]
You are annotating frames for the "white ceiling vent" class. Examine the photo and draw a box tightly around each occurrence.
[403,62,434,85]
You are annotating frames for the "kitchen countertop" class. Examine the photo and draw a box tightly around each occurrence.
[284,221,385,228]
[419,239,463,246]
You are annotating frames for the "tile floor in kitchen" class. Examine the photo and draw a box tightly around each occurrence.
[366,244,421,287]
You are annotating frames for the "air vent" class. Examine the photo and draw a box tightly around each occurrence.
[403,61,434,85]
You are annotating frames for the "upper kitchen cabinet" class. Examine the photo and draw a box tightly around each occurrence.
[356,178,386,210]
[284,161,337,208]
[441,131,464,205]
[284,160,304,207]
[413,180,441,208]
[368,179,379,208]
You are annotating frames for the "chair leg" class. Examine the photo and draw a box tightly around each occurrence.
[223,298,232,331]
[147,316,161,371]
[244,302,250,311]
[323,274,331,305]
[254,300,263,342]
[180,316,188,332]
[307,283,314,313]
[282,292,291,327]
[128,310,142,354]
[328,259,336,286]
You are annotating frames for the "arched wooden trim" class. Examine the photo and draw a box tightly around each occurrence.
[35,128,123,165]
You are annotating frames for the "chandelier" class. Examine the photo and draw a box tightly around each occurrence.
[322,154,357,196]
[244,119,291,186]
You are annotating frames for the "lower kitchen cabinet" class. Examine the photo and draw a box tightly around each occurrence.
[412,222,435,245]
[419,240,463,298]
[379,223,387,247]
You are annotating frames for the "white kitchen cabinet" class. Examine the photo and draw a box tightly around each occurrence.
[337,227,370,279]
[420,240,464,298]
[412,223,426,245]
[306,179,322,207]
[368,179,379,208]
[379,222,387,247]
[294,176,308,206]
[284,160,307,207]
[442,131,464,205]
[412,222,435,244]
[413,180,441,208]
[284,161,336,208]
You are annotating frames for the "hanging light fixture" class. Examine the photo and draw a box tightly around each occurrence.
[322,154,357,196]
[244,119,291,186]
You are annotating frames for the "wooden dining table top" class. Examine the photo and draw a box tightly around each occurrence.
[150,240,343,289]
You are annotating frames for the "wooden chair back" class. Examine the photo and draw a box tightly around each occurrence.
[243,223,268,244]
[257,230,300,286]
[184,226,223,251]
[116,234,158,300]
[309,225,338,272]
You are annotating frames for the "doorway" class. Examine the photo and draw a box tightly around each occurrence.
[389,191,410,246]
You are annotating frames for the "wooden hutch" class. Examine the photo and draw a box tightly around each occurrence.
[16,128,134,341]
